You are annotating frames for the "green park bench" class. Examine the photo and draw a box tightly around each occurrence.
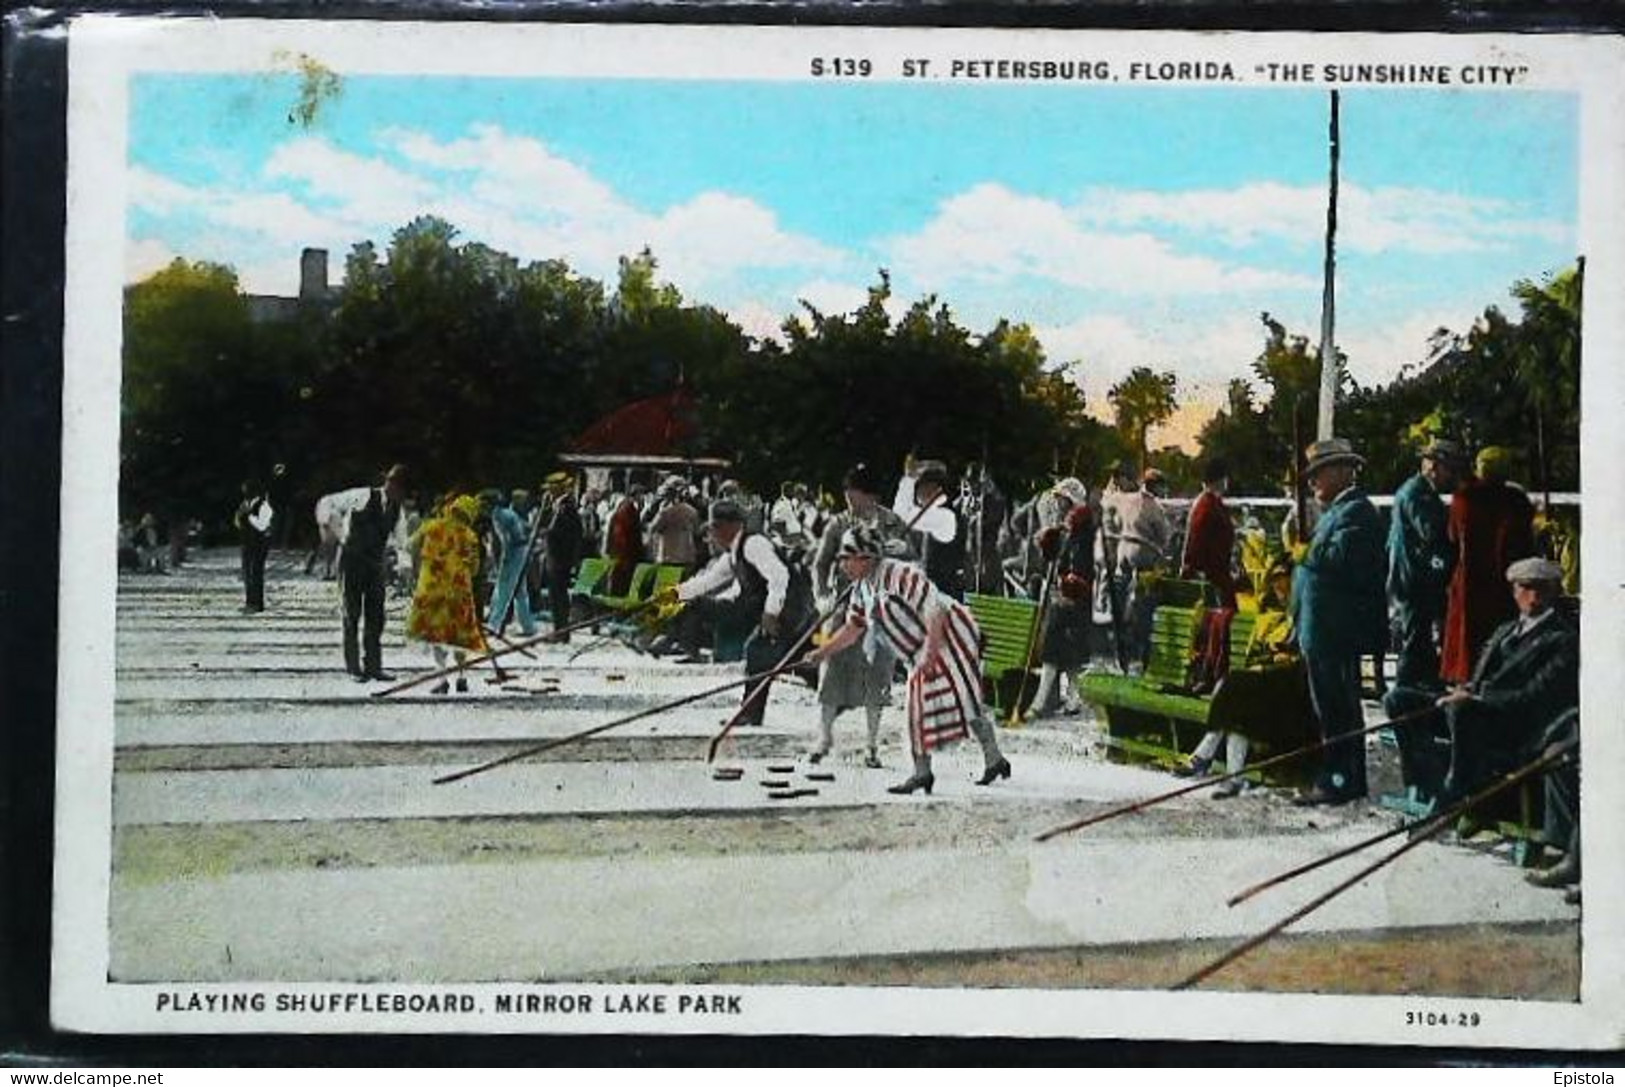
[566,556,611,605]
[592,561,658,613]
[605,564,687,636]
[965,593,1041,714]
[537,555,611,624]
[1079,603,1314,783]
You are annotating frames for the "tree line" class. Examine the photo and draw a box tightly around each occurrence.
[120,215,1581,539]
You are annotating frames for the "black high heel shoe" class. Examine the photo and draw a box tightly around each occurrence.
[887,773,934,796]
[976,758,1012,786]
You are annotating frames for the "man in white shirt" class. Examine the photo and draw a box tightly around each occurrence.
[893,458,965,600]
[657,500,810,726]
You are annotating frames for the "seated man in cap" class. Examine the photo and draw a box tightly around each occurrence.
[1437,557,1578,805]
[1383,556,1578,810]
[655,499,813,726]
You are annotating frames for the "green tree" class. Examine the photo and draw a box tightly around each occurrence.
[1510,265,1582,499]
[122,259,263,526]
[1197,378,1275,493]
[1107,366,1178,473]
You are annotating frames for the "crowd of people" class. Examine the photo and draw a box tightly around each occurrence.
[205,435,1580,901]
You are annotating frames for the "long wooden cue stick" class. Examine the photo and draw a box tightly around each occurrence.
[1174,739,1577,991]
[481,626,539,661]
[1007,549,1060,726]
[371,598,658,698]
[1033,703,1444,842]
[1225,740,1577,908]
[704,583,852,764]
[703,492,936,764]
[433,664,792,786]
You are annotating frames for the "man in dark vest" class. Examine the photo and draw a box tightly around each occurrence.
[893,457,965,600]
[659,499,811,726]
[341,463,407,682]
[233,478,274,614]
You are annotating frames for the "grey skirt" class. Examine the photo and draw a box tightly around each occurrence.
[818,637,896,709]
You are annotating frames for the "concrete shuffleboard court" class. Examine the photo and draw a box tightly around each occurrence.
[109,553,1582,998]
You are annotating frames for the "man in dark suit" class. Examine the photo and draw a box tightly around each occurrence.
[1525,706,1580,904]
[1290,438,1387,806]
[342,463,407,682]
[542,471,584,641]
[1437,557,1578,802]
[1384,557,1579,812]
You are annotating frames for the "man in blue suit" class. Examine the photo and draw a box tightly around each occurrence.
[1291,438,1387,806]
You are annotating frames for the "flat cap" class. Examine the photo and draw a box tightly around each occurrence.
[1506,557,1563,584]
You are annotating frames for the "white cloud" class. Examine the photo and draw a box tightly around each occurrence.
[155,124,849,303]
[125,237,179,284]
[790,278,875,318]
[888,183,1315,298]
[266,137,433,225]
[1339,308,1470,386]
[721,300,789,342]
[1034,310,1296,451]
[128,167,199,215]
[207,191,360,248]
[653,192,843,289]
[1076,182,1569,256]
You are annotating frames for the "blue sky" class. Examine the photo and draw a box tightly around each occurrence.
[127,73,1578,441]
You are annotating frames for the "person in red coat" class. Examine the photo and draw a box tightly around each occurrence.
[1440,447,1535,683]
[1180,458,1237,609]
[605,484,647,597]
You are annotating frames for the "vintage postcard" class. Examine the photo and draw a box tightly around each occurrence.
[54,17,1625,1047]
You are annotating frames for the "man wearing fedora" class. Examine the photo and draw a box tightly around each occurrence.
[1290,438,1387,805]
[541,471,583,640]
[1387,438,1466,686]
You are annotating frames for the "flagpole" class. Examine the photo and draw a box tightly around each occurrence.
[1317,89,1340,441]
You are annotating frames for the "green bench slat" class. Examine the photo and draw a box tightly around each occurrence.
[569,556,611,598]
[592,562,659,611]
[966,592,1041,712]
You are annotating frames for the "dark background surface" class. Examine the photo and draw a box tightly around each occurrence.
[5,0,1625,1067]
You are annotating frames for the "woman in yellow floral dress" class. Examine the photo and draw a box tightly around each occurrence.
[407,494,488,694]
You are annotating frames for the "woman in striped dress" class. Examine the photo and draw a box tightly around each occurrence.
[805,526,1011,795]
